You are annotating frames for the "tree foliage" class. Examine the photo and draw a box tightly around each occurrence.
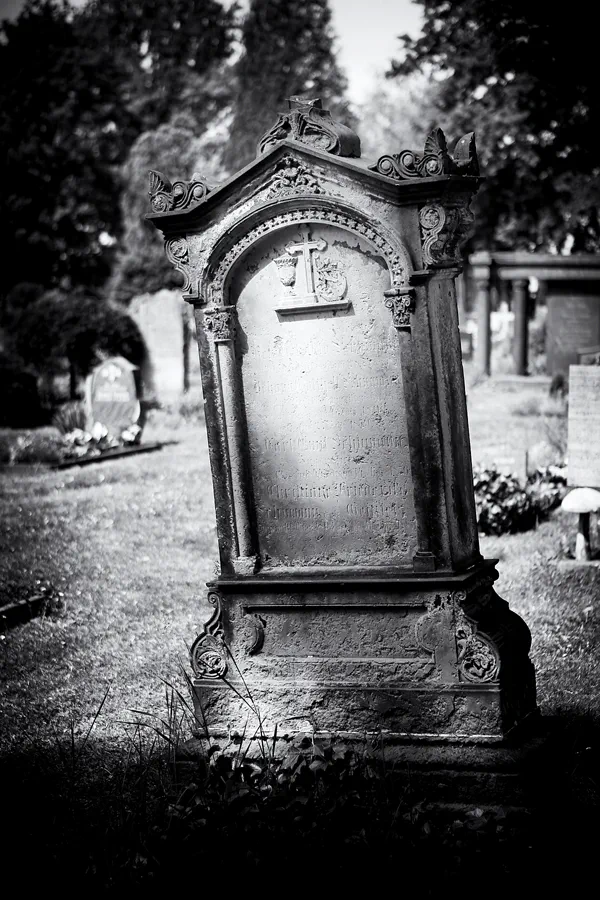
[108,114,228,304]
[0,0,236,303]
[223,0,353,173]
[390,0,600,252]
[0,0,137,294]
[80,0,238,133]
[357,71,442,161]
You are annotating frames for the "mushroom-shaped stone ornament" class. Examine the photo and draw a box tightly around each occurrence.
[561,487,600,561]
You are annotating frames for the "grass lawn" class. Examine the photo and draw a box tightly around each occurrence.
[1,375,599,887]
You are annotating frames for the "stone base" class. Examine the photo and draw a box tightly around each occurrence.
[177,714,557,811]
[190,560,537,743]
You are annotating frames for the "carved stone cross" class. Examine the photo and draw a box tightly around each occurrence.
[286,225,326,298]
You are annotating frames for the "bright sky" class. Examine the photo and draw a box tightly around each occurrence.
[329,0,423,103]
[0,0,423,105]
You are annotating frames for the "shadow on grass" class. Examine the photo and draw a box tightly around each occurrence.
[1,712,599,891]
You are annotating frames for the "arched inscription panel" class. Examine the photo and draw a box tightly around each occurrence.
[234,222,418,568]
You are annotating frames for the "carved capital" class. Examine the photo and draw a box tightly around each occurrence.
[190,589,228,679]
[267,156,322,199]
[384,288,415,330]
[258,97,360,158]
[203,306,236,343]
[149,169,213,213]
[419,201,474,267]
[369,128,479,180]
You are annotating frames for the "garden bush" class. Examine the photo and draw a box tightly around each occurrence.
[473,463,567,535]
[0,347,48,428]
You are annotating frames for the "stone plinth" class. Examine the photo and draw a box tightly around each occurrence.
[148,99,537,745]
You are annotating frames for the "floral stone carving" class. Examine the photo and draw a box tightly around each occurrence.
[203,306,236,342]
[267,157,322,198]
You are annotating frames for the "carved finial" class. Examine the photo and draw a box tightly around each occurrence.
[288,96,322,110]
[257,97,361,159]
[148,170,173,212]
[452,132,480,176]
[368,129,480,181]
[148,169,213,213]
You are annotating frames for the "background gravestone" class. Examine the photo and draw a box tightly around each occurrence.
[129,289,198,403]
[87,356,141,439]
[148,98,537,747]
[547,287,600,376]
[567,365,600,488]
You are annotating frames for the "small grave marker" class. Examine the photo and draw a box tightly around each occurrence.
[88,357,141,439]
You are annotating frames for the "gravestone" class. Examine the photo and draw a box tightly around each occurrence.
[577,345,600,365]
[547,286,600,376]
[567,365,600,488]
[129,289,194,402]
[460,329,474,360]
[148,98,536,745]
[87,356,141,439]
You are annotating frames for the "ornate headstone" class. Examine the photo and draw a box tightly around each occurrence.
[87,357,141,439]
[148,98,536,745]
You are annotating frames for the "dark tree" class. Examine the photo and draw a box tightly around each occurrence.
[390,0,600,252]
[80,0,238,133]
[0,0,138,295]
[0,0,236,307]
[223,0,353,173]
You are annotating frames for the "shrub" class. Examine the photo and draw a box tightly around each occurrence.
[0,348,47,428]
[0,428,66,464]
[473,463,567,535]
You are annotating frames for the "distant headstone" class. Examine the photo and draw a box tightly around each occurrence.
[129,289,194,402]
[460,329,473,360]
[567,365,600,487]
[88,357,141,438]
[577,344,600,365]
[148,97,536,746]
[547,288,600,376]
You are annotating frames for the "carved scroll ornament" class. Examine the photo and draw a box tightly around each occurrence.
[414,590,501,684]
[453,589,501,684]
[149,169,213,213]
[190,590,228,679]
[165,237,193,295]
[369,129,479,181]
[419,202,475,267]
